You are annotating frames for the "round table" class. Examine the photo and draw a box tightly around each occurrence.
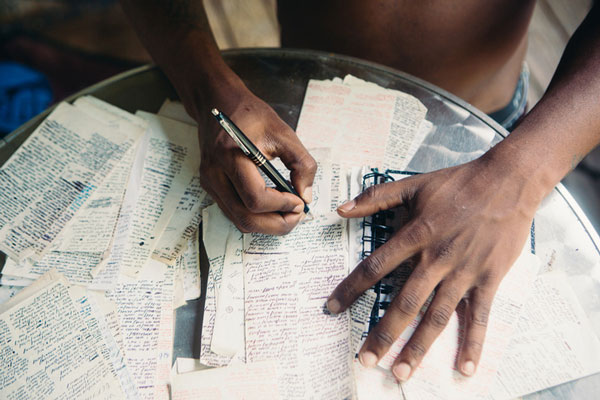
[1,48,598,399]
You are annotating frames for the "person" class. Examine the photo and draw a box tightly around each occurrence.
[121,0,600,383]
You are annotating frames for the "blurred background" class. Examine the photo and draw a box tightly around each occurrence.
[1,0,598,229]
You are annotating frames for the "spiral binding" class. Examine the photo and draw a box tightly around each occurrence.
[359,168,535,333]
[361,168,399,331]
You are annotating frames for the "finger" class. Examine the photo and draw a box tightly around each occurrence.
[457,286,496,377]
[272,124,317,203]
[327,222,427,314]
[357,262,445,369]
[392,279,467,381]
[337,177,419,218]
[225,152,305,214]
[211,170,303,235]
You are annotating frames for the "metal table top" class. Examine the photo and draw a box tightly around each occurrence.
[1,48,598,399]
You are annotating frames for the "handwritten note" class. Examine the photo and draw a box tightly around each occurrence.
[489,271,600,399]
[353,249,540,399]
[170,360,281,400]
[0,272,130,399]
[296,75,427,170]
[116,112,199,278]
[244,213,354,399]
[199,204,237,366]
[0,102,140,262]
[105,260,175,400]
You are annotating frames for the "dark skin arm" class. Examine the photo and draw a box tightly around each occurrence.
[328,4,600,381]
[119,0,317,235]
[123,0,599,383]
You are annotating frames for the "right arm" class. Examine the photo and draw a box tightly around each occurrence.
[120,0,316,234]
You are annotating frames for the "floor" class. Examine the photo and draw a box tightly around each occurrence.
[1,0,599,231]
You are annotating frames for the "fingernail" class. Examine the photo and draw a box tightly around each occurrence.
[393,362,411,381]
[292,203,304,214]
[326,298,341,314]
[461,361,475,376]
[337,200,356,213]
[360,352,378,368]
[303,186,313,204]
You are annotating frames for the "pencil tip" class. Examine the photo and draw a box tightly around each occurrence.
[211,108,219,116]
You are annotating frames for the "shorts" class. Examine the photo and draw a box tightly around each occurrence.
[488,64,529,132]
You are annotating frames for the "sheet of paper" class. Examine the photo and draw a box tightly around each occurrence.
[199,204,236,367]
[0,272,129,399]
[341,74,430,170]
[0,102,140,262]
[172,259,187,309]
[89,130,149,290]
[71,286,140,400]
[243,213,354,400]
[295,75,427,170]
[211,228,244,357]
[52,146,135,254]
[0,268,64,314]
[2,252,105,285]
[354,249,540,400]
[0,275,34,287]
[157,99,197,126]
[57,96,147,254]
[0,285,21,305]
[88,289,127,360]
[152,174,207,265]
[105,260,175,400]
[172,358,210,375]
[354,360,402,400]
[347,166,383,354]
[488,271,600,399]
[116,112,199,278]
[180,228,202,301]
[170,360,281,400]
[2,143,138,285]
[75,95,150,131]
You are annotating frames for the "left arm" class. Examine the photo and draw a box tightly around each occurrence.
[327,4,600,381]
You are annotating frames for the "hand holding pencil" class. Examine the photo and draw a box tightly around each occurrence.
[197,85,316,235]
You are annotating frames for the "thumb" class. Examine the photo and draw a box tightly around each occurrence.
[337,177,418,217]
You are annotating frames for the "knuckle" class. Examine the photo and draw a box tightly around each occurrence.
[405,341,427,358]
[471,307,490,328]
[392,290,421,316]
[235,214,257,233]
[442,286,462,305]
[404,223,430,247]
[463,339,483,353]
[360,255,386,281]
[433,239,455,261]
[298,152,317,175]
[244,193,265,213]
[409,266,430,283]
[276,220,295,236]
[371,328,396,348]
[336,278,360,304]
[362,185,379,202]
[478,269,501,287]
[426,304,453,329]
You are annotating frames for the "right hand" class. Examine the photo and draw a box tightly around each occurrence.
[195,79,317,235]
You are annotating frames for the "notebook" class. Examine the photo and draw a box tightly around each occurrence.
[353,168,541,400]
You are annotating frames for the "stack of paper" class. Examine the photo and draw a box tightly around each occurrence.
[1,75,599,400]
[0,96,206,399]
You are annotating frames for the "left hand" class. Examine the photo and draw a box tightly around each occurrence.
[327,155,543,381]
